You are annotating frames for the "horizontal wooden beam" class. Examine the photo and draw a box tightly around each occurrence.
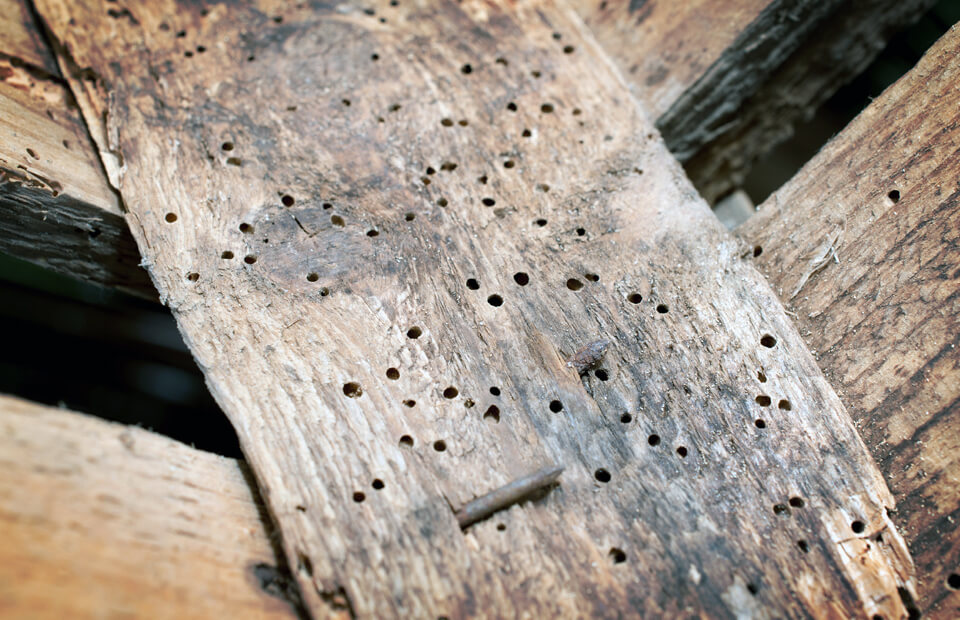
[0,394,304,618]
[575,0,938,202]
[738,23,960,618]
[0,4,154,297]
[2,0,934,292]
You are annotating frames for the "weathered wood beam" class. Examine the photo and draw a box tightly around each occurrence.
[574,0,938,202]
[36,0,916,616]
[0,3,154,297]
[0,394,304,618]
[738,23,960,618]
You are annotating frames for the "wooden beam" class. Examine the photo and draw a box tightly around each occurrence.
[0,3,154,297]
[574,0,938,202]
[738,23,960,618]
[35,0,916,616]
[2,0,934,292]
[0,394,304,618]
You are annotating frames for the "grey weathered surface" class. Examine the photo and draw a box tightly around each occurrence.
[574,0,937,202]
[739,24,960,618]
[0,3,153,296]
[37,0,915,616]
[0,394,304,618]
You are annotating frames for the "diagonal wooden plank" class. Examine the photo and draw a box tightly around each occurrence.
[575,0,938,202]
[37,0,915,616]
[0,4,153,297]
[0,394,304,618]
[739,23,960,619]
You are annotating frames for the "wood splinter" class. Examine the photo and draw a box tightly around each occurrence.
[455,464,565,529]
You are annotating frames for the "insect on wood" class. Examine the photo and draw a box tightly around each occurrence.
[566,339,611,374]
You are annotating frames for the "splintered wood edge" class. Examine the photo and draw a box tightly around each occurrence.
[739,23,960,617]
[0,394,306,618]
[41,0,911,617]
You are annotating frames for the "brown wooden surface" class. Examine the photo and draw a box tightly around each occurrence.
[0,1,153,296]
[739,23,960,619]
[575,0,937,202]
[35,0,917,616]
[0,394,303,618]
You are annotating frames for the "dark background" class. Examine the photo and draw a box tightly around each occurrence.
[1,0,957,459]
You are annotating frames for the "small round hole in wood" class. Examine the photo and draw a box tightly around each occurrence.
[306,273,319,282]
[386,367,400,380]
[760,334,777,348]
[165,213,178,223]
[620,413,632,423]
[566,278,583,291]
[281,195,295,206]
[372,479,384,490]
[343,382,363,398]
[443,386,459,399]
[594,468,611,483]
[221,251,234,259]
[609,548,626,564]
[676,446,688,458]
[756,395,771,407]
[399,435,414,447]
[797,540,810,553]
[244,255,257,264]
[513,272,529,286]
[778,399,792,411]
[483,405,500,422]
[851,520,865,534]
[656,304,668,314]
[755,419,766,429]
[353,492,365,503]
[549,400,563,413]
[789,497,805,508]
[466,278,480,290]
[628,293,642,304]
[407,326,422,339]
[648,434,660,446]
[433,440,447,452]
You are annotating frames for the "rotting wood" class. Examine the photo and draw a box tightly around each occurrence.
[36,0,916,616]
[739,24,960,618]
[0,1,153,296]
[574,0,937,202]
[0,394,306,619]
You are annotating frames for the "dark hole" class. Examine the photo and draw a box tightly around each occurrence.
[196,46,206,53]
[399,435,414,447]
[487,294,503,307]
[466,278,480,290]
[584,273,599,282]
[331,215,345,227]
[947,573,960,590]
[440,162,457,171]
[656,304,668,313]
[778,399,792,411]
[594,369,609,381]
[281,195,295,206]
[572,108,582,116]
[433,440,447,452]
[307,273,319,282]
[477,175,488,185]
[757,371,767,383]
[366,230,379,237]
[371,53,379,61]
[386,367,400,380]
[323,203,333,209]
[426,167,436,175]
[482,198,496,207]
[789,497,805,508]
[756,395,771,407]
[458,120,468,126]
[594,468,611,483]
[403,399,416,407]
[342,99,351,106]
[541,103,554,113]
[628,293,642,304]
[404,212,415,221]
[463,399,474,409]
[221,251,234,259]
[535,218,547,227]
[773,504,789,515]
[239,222,254,233]
[522,129,532,137]
[483,405,500,422]
[461,64,472,74]
[755,419,766,429]
[566,278,583,291]
[165,213,178,223]
[513,272,529,286]
[372,479,384,490]
[320,287,330,296]
[563,45,575,54]
[531,70,541,78]
[576,227,586,236]
[221,142,234,151]
[506,102,517,111]
[353,491,365,503]
[184,51,193,58]
[747,583,758,595]
[549,400,563,413]
[441,118,454,127]
[760,334,777,348]
[797,540,810,553]
[244,255,257,264]
[504,160,515,169]
[851,520,865,534]
[620,413,632,423]
[538,184,550,193]
[437,198,448,207]
[609,548,626,564]
[343,382,363,398]
[496,523,506,531]
[186,272,199,282]
[888,190,900,204]
[753,245,763,257]
[406,326,422,339]
[648,434,660,446]
[489,386,500,396]
[443,386,459,399]
[676,446,688,458]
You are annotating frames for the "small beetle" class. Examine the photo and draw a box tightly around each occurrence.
[565,339,611,374]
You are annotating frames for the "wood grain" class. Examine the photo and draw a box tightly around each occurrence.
[739,24,960,619]
[36,0,915,616]
[575,0,936,202]
[0,1,153,296]
[0,394,304,619]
